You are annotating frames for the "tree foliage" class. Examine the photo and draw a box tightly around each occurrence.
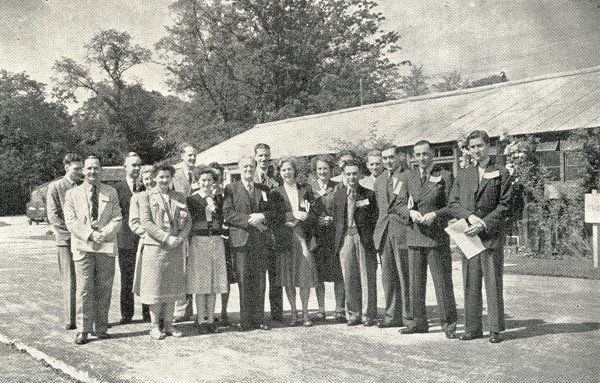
[0,70,75,215]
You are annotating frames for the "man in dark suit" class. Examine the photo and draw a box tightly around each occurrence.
[401,140,458,338]
[172,142,197,322]
[113,152,149,324]
[223,156,275,331]
[253,143,283,322]
[373,145,412,329]
[331,160,379,326]
[47,153,83,330]
[448,130,513,343]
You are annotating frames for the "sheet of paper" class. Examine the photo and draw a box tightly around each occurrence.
[444,219,486,259]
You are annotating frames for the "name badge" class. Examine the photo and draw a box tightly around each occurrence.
[429,175,442,183]
[261,191,268,201]
[173,201,186,209]
[393,180,403,195]
[356,199,370,208]
[482,170,500,179]
[318,189,327,197]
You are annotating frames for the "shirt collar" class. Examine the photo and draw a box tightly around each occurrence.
[478,157,490,170]
[317,179,328,189]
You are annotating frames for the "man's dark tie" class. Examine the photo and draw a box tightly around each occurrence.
[91,185,99,221]
[421,172,428,186]
[386,174,394,200]
[188,171,193,185]
[133,182,139,192]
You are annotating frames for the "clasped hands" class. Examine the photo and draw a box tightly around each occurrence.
[166,236,185,248]
[464,214,486,236]
[409,210,436,226]
[285,211,309,228]
[248,213,268,232]
[90,230,107,251]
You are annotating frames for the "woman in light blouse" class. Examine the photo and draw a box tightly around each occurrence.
[270,157,318,327]
[138,164,191,340]
[186,167,228,334]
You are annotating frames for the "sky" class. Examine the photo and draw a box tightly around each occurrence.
[1,0,600,98]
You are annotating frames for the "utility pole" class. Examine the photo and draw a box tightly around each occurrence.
[359,78,364,106]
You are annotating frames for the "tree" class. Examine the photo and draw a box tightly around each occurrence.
[432,70,467,92]
[53,30,164,164]
[156,0,401,128]
[399,65,429,97]
[0,70,76,215]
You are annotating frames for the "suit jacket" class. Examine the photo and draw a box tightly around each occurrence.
[128,191,146,237]
[404,166,454,248]
[269,183,316,252]
[254,171,279,190]
[448,159,513,249]
[63,182,122,261]
[114,179,141,249]
[172,162,193,197]
[373,168,410,251]
[222,181,275,248]
[331,184,378,256]
[47,177,78,245]
[139,188,192,246]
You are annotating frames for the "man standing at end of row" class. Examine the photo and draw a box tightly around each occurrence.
[64,156,122,345]
[47,153,84,331]
[449,130,513,344]
[373,146,412,329]
[402,140,457,338]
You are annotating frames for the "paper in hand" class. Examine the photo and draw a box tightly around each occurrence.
[444,219,486,259]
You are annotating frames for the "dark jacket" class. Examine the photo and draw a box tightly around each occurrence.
[448,159,513,249]
[114,180,141,249]
[404,166,453,248]
[187,192,224,236]
[372,168,411,251]
[269,183,316,252]
[331,184,378,256]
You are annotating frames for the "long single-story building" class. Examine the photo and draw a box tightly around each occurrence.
[196,65,600,183]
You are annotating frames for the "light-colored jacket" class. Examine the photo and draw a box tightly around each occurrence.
[128,191,146,237]
[139,188,191,246]
[172,162,193,197]
[63,182,122,261]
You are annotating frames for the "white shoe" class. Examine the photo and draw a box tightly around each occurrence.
[149,328,164,340]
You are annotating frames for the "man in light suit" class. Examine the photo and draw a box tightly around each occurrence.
[172,142,197,322]
[373,145,412,329]
[359,149,384,191]
[64,156,122,345]
[401,140,458,338]
[253,143,283,322]
[113,152,149,324]
[448,130,513,343]
[47,153,83,331]
[223,156,275,331]
[331,160,379,326]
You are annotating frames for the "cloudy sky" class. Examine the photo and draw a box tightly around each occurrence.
[1,0,600,96]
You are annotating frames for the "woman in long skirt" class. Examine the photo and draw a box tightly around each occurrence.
[271,157,318,327]
[138,164,191,340]
[186,167,228,334]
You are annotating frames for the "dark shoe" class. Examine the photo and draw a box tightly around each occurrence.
[258,324,271,331]
[74,332,88,345]
[164,328,183,337]
[173,316,191,323]
[347,318,362,326]
[489,332,502,343]
[377,321,402,329]
[197,323,209,335]
[236,324,253,332]
[289,313,299,327]
[363,318,376,327]
[445,330,458,339]
[271,315,283,323]
[459,332,483,341]
[142,315,151,323]
[208,323,218,333]
[314,312,326,322]
[119,317,132,325]
[65,324,76,331]
[400,326,429,334]
[334,312,347,323]
[95,332,110,340]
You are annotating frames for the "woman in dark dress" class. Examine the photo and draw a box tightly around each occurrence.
[310,155,346,322]
[270,157,318,327]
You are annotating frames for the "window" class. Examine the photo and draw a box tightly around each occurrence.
[564,151,583,181]
[537,151,561,181]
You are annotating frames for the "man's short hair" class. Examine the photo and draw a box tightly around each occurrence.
[178,142,195,154]
[85,155,100,163]
[254,143,271,153]
[337,150,355,161]
[413,140,432,150]
[123,151,141,164]
[366,149,382,158]
[466,130,491,145]
[381,145,404,156]
[63,153,82,166]
[238,156,257,167]
[343,159,361,171]
[208,161,225,173]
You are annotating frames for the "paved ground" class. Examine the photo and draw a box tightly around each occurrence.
[0,342,76,383]
[0,215,599,383]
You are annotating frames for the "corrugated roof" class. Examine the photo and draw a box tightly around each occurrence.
[196,65,600,165]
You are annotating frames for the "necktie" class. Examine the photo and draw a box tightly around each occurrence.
[133,182,139,192]
[348,189,356,227]
[91,185,99,221]
[247,182,254,196]
[421,172,427,186]
[188,171,193,185]
[386,174,395,200]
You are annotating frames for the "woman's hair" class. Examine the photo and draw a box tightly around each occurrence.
[155,164,175,177]
[140,165,156,177]
[277,157,298,177]
[192,166,216,180]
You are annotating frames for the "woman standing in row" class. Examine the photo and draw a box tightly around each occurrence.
[186,167,229,334]
[271,157,318,327]
[310,155,346,322]
[138,164,191,340]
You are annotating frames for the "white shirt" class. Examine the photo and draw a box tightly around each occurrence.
[284,182,300,213]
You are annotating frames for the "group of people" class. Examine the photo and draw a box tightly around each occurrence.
[46,129,513,345]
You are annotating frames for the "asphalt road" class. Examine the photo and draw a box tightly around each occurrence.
[0,216,599,383]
